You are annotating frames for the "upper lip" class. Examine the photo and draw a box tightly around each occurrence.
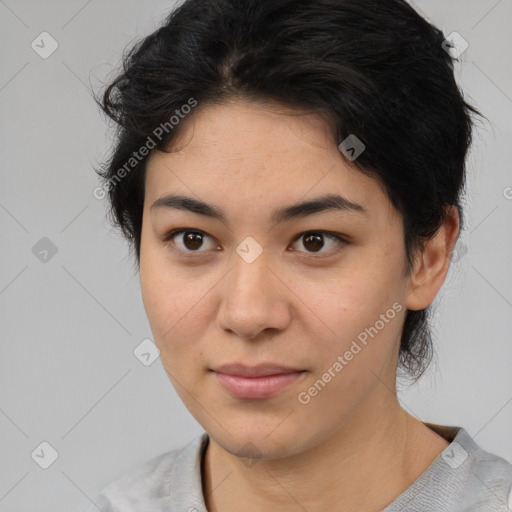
[211,363,304,377]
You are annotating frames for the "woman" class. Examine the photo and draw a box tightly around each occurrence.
[88,0,512,510]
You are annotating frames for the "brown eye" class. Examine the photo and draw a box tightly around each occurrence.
[182,231,205,251]
[302,233,324,252]
[165,229,218,254]
[291,231,346,256]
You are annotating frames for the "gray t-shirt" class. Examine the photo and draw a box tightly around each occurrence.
[86,423,512,512]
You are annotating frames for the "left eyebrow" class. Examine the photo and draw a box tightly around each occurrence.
[150,193,368,223]
[271,193,367,223]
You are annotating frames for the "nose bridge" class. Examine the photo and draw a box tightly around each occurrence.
[218,246,289,338]
[228,248,272,311]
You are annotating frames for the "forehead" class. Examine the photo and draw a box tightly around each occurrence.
[151,99,337,166]
[144,99,393,223]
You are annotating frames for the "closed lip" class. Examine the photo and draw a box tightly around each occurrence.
[211,363,305,378]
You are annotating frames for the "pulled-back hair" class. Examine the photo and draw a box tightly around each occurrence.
[94,0,483,381]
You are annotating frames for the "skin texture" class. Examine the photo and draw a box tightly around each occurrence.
[139,99,459,512]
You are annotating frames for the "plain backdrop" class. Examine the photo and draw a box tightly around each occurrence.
[0,1,511,511]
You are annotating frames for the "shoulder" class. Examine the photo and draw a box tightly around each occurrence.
[433,426,512,511]
[385,424,512,512]
[85,432,208,512]
[459,432,512,510]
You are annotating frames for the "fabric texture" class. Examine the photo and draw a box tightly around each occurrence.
[86,423,512,512]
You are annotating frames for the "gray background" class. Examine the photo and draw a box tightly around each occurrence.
[0,1,511,511]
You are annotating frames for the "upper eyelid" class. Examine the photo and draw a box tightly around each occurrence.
[165,228,345,241]
[291,230,346,242]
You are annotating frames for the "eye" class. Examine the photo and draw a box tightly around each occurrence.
[289,230,347,257]
[164,229,219,255]
[163,228,347,259]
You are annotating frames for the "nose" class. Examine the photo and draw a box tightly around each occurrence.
[216,252,292,340]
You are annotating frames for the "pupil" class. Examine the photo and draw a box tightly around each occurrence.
[304,233,324,252]
[184,231,203,250]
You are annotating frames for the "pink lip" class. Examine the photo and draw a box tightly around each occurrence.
[212,371,305,400]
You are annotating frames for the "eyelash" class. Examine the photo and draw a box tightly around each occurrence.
[163,228,348,259]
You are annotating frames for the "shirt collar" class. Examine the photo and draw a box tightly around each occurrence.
[168,431,210,512]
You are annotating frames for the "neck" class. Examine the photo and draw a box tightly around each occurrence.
[201,393,449,512]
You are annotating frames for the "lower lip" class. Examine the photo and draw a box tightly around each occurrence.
[213,371,305,400]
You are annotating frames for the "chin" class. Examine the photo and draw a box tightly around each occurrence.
[209,424,306,461]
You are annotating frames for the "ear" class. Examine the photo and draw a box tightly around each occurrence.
[405,205,460,311]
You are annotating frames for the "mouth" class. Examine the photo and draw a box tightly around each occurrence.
[210,366,307,400]
[211,362,305,378]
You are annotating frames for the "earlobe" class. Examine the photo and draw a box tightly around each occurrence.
[405,206,460,311]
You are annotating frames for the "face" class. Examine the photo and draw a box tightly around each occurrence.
[140,99,414,459]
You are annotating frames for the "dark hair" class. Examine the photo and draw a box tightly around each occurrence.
[94,0,483,381]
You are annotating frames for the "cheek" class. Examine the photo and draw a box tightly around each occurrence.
[297,280,404,416]
[139,251,217,363]
[310,260,405,365]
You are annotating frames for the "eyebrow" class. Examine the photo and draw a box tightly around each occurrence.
[150,193,367,223]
